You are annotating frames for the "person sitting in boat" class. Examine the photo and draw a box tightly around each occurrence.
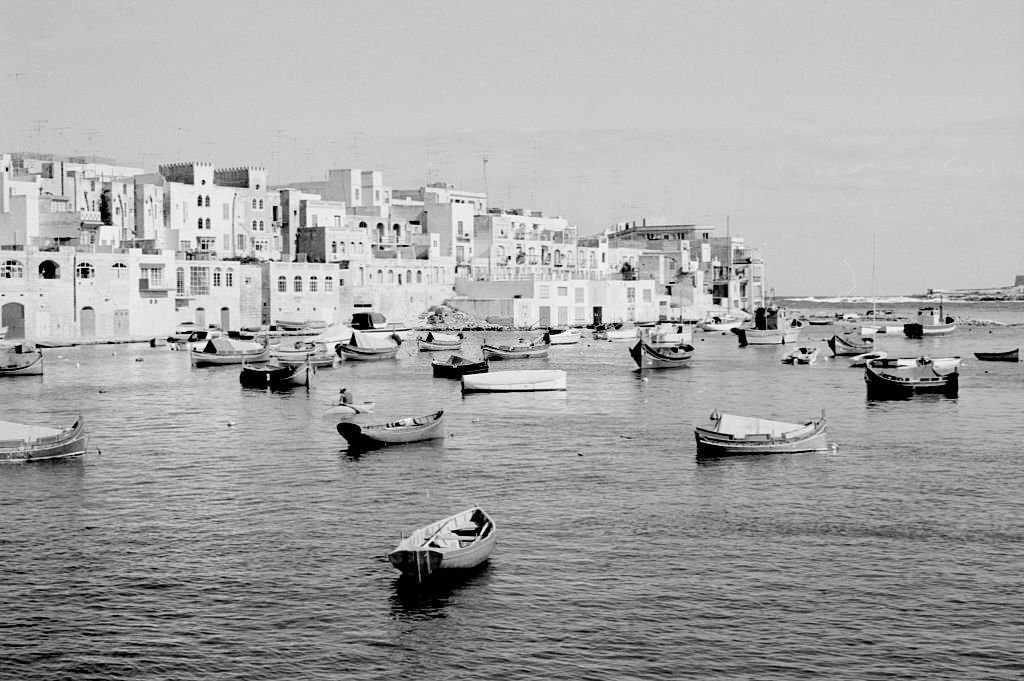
[338,387,354,405]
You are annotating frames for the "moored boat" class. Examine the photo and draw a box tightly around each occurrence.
[336,410,446,450]
[827,334,875,356]
[481,334,550,360]
[699,315,742,332]
[973,348,1019,362]
[417,331,464,351]
[629,340,694,369]
[547,328,582,345]
[388,507,497,581]
[0,342,44,376]
[732,306,803,346]
[239,361,312,388]
[694,410,831,458]
[273,340,337,367]
[849,350,888,367]
[191,338,270,367]
[781,346,820,364]
[461,369,567,393]
[594,323,637,341]
[431,354,489,378]
[903,304,956,338]
[643,322,693,347]
[350,309,414,340]
[864,357,959,398]
[0,417,88,463]
[324,401,376,417]
[336,331,401,361]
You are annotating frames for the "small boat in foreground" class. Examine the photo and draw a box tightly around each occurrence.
[694,410,831,458]
[849,351,888,367]
[781,347,820,365]
[0,343,44,376]
[973,348,1019,362]
[462,369,567,393]
[0,417,88,463]
[336,410,446,450]
[865,357,959,398]
[827,334,874,356]
[388,507,497,581]
[481,334,550,360]
[432,354,489,378]
[417,331,464,351]
[629,340,694,369]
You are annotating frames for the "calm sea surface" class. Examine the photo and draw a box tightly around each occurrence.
[2,301,1023,680]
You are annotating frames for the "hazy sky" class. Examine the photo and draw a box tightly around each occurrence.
[2,0,1022,295]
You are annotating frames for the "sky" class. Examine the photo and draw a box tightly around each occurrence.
[2,0,1022,295]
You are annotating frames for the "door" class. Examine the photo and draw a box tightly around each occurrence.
[538,306,551,328]
[220,307,231,332]
[195,307,206,328]
[80,307,96,338]
[592,306,603,327]
[113,309,130,337]
[1,302,26,340]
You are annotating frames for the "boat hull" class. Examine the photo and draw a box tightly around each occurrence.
[432,355,489,378]
[828,335,874,356]
[192,348,270,367]
[732,327,802,346]
[864,362,959,398]
[388,507,496,580]
[461,369,567,393]
[481,344,550,360]
[336,344,399,361]
[903,322,956,338]
[973,349,1019,362]
[0,351,44,376]
[336,410,446,449]
[694,415,830,457]
[0,419,88,463]
[629,341,693,369]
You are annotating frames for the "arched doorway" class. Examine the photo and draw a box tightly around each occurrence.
[1,302,26,340]
[38,260,61,279]
[80,307,96,338]
[195,307,206,328]
[220,306,231,332]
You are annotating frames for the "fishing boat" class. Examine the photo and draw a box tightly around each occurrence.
[732,306,803,346]
[0,342,44,376]
[881,356,962,372]
[643,322,693,347]
[273,340,337,368]
[336,410,446,450]
[864,357,959,398]
[699,315,742,332]
[462,369,567,393]
[903,303,956,338]
[547,328,582,345]
[827,334,875,356]
[387,507,497,581]
[593,322,637,341]
[0,417,88,463]
[781,346,820,364]
[417,331,464,351]
[431,354,489,378]
[480,334,550,360]
[629,340,694,369]
[694,410,831,458]
[191,338,270,367]
[849,351,888,367]
[335,331,401,361]
[239,361,312,388]
[274,319,327,332]
[973,348,1019,362]
[350,309,414,340]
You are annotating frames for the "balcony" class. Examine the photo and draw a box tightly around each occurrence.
[138,278,171,297]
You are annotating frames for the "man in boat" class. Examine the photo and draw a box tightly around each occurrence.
[338,387,354,405]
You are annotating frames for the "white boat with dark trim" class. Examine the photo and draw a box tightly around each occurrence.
[335,331,401,361]
[903,304,956,338]
[547,328,582,345]
[0,342,44,376]
[388,507,497,581]
[694,410,831,458]
[732,307,803,346]
[462,369,567,393]
[0,417,88,463]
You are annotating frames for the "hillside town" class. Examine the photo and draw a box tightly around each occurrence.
[0,151,766,342]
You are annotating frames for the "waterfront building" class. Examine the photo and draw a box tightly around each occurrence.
[472,208,579,282]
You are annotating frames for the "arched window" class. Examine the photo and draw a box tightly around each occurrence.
[197,218,203,230]
[377,269,383,282]
[205,218,211,230]
[258,199,264,210]
[339,242,346,254]
[38,260,60,279]
[324,276,333,292]
[359,221,367,229]
[387,270,394,284]
[1,260,24,279]
[204,196,210,207]
[331,241,337,255]
[293,276,303,292]
[111,262,127,279]
[496,245,506,261]
[213,268,222,287]
[309,276,318,292]
[251,199,257,209]
[196,195,203,207]
[76,261,95,279]
[406,270,412,286]
[277,275,287,292]
[225,268,234,287]
[251,220,257,230]
[258,220,264,231]
[416,270,423,284]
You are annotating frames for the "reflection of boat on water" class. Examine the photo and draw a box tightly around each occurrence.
[694,410,831,458]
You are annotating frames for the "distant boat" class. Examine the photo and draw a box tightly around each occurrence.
[973,348,1019,362]
[547,328,582,345]
[864,357,959,398]
[191,338,270,367]
[643,322,693,347]
[431,354,489,379]
[732,306,803,346]
[827,334,874,356]
[0,326,6,341]
[699,316,743,332]
[481,334,550,360]
[0,342,44,376]
[350,310,414,340]
[274,319,327,332]
[417,331,464,351]
[694,410,831,458]
[388,507,497,581]
[594,323,637,341]
[903,303,956,338]
[239,361,312,388]
[629,340,694,369]
[781,346,820,364]
[462,369,567,393]
[0,417,88,463]
[849,351,888,367]
[335,331,400,361]
[336,410,446,450]
[273,340,337,368]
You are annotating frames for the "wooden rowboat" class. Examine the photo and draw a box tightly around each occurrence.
[864,357,959,398]
[239,362,311,388]
[0,343,43,376]
[336,410,446,450]
[462,369,566,393]
[417,331,464,351]
[694,410,831,458]
[335,331,400,361]
[480,334,550,360]
[973,348,1019,362]
[0,417,88,463]
[388,507,497,581]
[827,334,874,356]
[629,340,694,369]
[191,338,270,367]
[432,354,489,378]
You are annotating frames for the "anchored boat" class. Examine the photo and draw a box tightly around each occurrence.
[694,410,831,458]
[0,417,88,463]
[336,410,446,450]
[388,507,497,581]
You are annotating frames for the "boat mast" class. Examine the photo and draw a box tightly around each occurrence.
[871,234,877,318]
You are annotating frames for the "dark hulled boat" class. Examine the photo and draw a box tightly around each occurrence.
[431,354,489,378]
[973,348,1019,362]
[864,357,959,398]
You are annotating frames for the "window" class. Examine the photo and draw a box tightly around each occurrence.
[142,266,163,288]
[293,276,303,293]
[339,242,346,254]
[222,204,230,219]
[324,276,333,292]
[538,285,550,299]
[197,195,203,207]
[331,241,337,255]
[251,199,257,210]
[258,199,264,210]
[277,276,287,292]
[334,216,341,227]
[1,260,24,279]
[627,287,636,303]
[259,220,264,231]
[213,268,222,287]
[309,276,318,292]
[112,262,128,279]
[38,260,60,279]
[416,270,422,284]
[204,218,211,230]
[198,236,215,251]
[197,218,203,230]
[557,286,568,297]
[225,269,234,287]
[76,261,95,279]
[204,196,210,207]
[387,270,394,284]
[176,267,185,295]
[236,235,246,251]
[574,288,584,304]
[189,266,209,295]
[251,220,257,230]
